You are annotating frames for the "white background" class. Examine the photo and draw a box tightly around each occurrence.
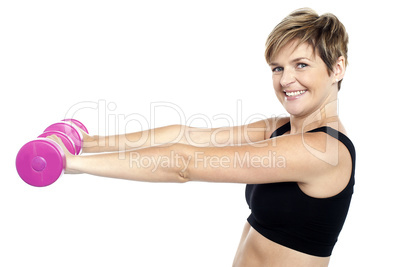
[1,0,401,266]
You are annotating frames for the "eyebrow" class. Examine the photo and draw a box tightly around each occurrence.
[269,57,312,66]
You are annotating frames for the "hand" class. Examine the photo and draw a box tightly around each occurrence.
[68,120,98,153]
[46,135,82,174]
[81,130,98,150]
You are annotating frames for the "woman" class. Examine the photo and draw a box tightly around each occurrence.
[50,8,355,267]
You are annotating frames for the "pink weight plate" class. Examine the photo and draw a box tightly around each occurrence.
[16,139,65,187]
[38,131,76,155]
[44,122,83,154]
[62,119,89,134]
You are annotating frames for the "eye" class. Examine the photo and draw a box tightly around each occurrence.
[296,63,308,69]
[272,67,283,72]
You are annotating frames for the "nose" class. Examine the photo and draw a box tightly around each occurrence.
[280,69,296,88]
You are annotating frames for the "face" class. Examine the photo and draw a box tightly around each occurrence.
[269,40,340,119]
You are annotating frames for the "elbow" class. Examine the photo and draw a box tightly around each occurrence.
[175,152,192,183]
[176,170,191,183]
[143,143,193,183]
[173,144,193,183]
[162,163,190,183]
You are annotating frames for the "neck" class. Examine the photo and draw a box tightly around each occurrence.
[289,99,339,134]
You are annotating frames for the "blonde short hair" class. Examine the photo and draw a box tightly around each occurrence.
[265,8,348,90]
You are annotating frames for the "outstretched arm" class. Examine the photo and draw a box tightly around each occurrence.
[68,143,192,183]
[82,124,189,153]
[48,128,343,186]
[81,118,286,153]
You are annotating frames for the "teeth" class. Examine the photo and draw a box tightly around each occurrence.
[285,90,306,97]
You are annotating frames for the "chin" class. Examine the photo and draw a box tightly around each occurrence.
[282,101,307,117]
[286,109,306,118]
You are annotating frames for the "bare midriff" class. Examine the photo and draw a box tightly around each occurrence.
[233,222,331,267]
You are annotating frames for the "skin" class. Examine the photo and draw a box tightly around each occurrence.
[48,39,352,266]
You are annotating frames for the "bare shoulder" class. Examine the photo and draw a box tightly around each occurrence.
[185,117,353,191]
[298,121,353,198]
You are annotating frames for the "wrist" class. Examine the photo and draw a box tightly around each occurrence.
[65,154,83,174]
[82,135,100,153]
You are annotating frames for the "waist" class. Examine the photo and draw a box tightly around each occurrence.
[233,222,330,267]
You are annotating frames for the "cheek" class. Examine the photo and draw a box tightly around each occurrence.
[296,72,327,91]
[272,76,282,91]
[272,77,284,101]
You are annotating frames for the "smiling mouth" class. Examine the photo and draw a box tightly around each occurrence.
[284,90,307,97]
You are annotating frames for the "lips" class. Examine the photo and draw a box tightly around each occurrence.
[283,90,307,100]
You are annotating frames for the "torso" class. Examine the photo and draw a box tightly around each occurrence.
[233,117,353,267]
[233,222,331,267]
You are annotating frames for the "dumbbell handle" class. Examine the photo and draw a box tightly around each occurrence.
[44,122,83,154]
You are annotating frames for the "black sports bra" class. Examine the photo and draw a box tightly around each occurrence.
[246,121,356,257]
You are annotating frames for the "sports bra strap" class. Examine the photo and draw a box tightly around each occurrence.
[307,126,356,163]
[269,122,356,166]
[270,121,291,138]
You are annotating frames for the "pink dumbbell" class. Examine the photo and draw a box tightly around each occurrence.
[15,119,89,187]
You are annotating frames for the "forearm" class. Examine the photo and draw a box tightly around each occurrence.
[70,143,191,183]
[82,124,190,153]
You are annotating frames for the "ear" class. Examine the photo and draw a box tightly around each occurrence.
[333,56,346,84]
